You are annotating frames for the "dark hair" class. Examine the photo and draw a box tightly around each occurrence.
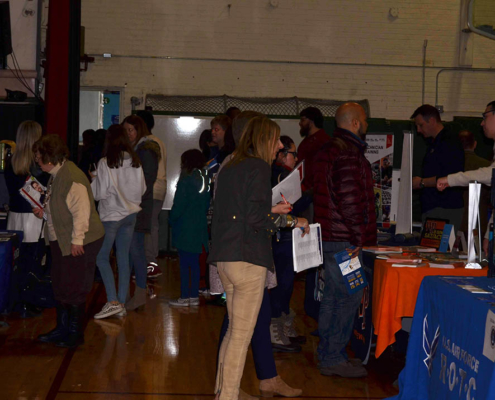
[211,115,232,131]
[232,110,264,145]
[181,149,206,174]
[82,129,96,149]
[300,107,324,129]
[276,136,295,158]
[104,124,141,169]
[280,135,294,150]
[222,129,236,154]
[410,104,441,122]
[95,129,107,148]
[122,115,150,144]
[199,129,212,159]
[226,106,241,120]
[136,110,155,132]
[33,134,70,165]
[458,130,475,150]
[487,101,495,111]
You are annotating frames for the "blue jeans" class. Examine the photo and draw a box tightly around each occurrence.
[270,236,294,318]
[130,231,147,289]
[178,250,200,299]
[219,288,277,380]
[317,241,364,368]
[97,213,137,304]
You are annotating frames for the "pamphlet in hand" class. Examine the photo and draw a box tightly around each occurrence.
[292,223,323,273]
[272,161,304,206]
[334,246,367,294]
[19,176,48,220]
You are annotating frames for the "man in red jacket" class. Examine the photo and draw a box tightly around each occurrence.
[298,107,331,192]
[313,102,377,378]
[297,107,331,323]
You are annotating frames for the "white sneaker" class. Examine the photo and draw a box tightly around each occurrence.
[169,298,190,307]
[94,302,124,319]
[189,297,200,306]
[116,307,127,317]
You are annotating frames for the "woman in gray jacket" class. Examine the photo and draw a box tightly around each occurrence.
[208,116,309,400]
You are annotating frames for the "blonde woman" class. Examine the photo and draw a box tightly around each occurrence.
[5,121,47,242]
[208,116,310,399]
[5,121,48,316]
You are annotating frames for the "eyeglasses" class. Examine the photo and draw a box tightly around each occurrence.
[287,151,297,158]
[482,110,495,121]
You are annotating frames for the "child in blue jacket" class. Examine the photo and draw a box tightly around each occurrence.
[169,149,210,306]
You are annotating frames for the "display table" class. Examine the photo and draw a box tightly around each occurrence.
[389,276,495,399]
[372,259,487,358]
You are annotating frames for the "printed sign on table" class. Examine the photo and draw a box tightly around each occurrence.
[365,134,394,225]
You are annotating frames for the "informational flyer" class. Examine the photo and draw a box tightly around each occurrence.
[292,223,323,273]
[365,134,394,225]
[334,246,368,294]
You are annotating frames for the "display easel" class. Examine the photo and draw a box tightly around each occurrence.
[395,131,413,235]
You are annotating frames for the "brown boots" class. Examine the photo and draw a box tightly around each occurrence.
[259,375,302,397]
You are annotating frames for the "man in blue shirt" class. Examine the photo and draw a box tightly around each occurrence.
[411,104,464,232]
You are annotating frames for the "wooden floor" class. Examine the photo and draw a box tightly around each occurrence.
[0,256,400,400]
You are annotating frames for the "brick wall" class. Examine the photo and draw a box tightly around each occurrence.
[80,0,495,120]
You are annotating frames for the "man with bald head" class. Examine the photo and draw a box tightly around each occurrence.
[312,102,376,378]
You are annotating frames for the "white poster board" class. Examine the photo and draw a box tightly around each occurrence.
[395,131,413,234]
[152,116,303,210]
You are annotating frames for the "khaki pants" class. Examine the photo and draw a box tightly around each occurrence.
[215,262,267,399]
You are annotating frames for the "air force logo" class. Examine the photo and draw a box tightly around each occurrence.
[423,314,440,376]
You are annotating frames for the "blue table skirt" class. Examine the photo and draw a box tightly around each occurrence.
[388,276,495,400]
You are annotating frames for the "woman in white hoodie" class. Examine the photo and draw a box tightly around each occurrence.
[91,124,146,319]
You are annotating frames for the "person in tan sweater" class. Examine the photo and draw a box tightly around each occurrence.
[32,134,104,349]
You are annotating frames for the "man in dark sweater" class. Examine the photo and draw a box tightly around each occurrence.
[411,105,464,232]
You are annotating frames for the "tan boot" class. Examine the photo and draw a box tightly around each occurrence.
[239,388,256,399]
[259,375,302,398]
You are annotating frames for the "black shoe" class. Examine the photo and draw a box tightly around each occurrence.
[56,303,85,348]
[272,342,302,353]
[320,361,368,378]
[38,303,69,343]
[289,335,307,344]
[206,295,226,307]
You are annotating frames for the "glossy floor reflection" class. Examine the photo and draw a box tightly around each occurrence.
[0,256,399,400]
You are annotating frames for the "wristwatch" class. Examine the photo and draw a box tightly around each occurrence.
[420,179,425,188]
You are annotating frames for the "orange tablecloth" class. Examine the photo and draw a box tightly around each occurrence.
[371,259,487,358]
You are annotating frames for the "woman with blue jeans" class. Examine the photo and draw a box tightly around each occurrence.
[123,115,161,311]
[91,124,146,319]
[169,149,210,306]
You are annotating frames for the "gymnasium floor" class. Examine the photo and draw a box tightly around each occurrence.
[0,255,400,400]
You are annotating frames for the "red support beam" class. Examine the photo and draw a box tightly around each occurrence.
[44,0,71,142]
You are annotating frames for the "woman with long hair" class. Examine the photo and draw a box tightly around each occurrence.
[6,121,47,242]
[5,121,49,317]
[91,125,146,319]
[33,135,104,348]
[122,115,161,311]
[168,149,210,306]
[208,116,309,399]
